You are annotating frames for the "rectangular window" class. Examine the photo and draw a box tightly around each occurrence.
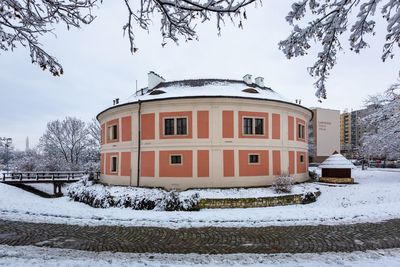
[298,124,305,139]
[243,118,264,135]
[164,118,174,135]
[176,118,187,135]
[108,125,118,140]
[164,117,188,136]
[244,118,253,135]
[111,156,118,173]
[300,154,304,163]
[255,118,264,135]
[170,155,182,165]
[248,154,259,164]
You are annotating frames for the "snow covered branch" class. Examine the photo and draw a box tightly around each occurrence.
[122,0,257,53]
[361,83,400,159]
[0,0,97,76]
[279,0,400,99]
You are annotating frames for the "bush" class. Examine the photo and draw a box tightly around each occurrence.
[273,175,294,193]
[301,192,317,204]
[66,177,200,211]
[309,170,318,180]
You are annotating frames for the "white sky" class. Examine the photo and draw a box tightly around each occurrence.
[0,1,398,150]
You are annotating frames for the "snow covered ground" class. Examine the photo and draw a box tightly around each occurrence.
[1,245,400,267]
[0,169,399,228]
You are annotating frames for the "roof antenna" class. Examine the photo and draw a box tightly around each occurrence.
[136,80,138,92]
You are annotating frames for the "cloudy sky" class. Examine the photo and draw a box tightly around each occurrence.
[0,1,398,150]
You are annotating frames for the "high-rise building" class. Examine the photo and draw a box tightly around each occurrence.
[340,106,376,158]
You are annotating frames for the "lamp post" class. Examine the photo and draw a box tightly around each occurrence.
[0,137,12,174]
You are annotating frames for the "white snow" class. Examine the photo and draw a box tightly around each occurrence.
[0,169,399,228]
[124,81,290,103]
[1,245,400,267]
[319,153,356,169]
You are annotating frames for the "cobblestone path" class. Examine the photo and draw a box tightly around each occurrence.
[1,219,400,254]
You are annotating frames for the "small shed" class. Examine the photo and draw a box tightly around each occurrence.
[318,152,355,184]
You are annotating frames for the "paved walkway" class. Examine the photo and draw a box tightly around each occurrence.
[1,219,400,254]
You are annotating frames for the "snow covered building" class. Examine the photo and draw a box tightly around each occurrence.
[319,152,355,184]
[96,72,313,190]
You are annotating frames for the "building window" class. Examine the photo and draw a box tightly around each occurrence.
[244,118,253,134]
[170,155,182,165]
[164,118,188,136]
[255,118,264,134]
[243,118,264,135]
[111,156,118,173]
[248,154,260,164]
[108,125,118,141]
[300,154,304,163]
[164,118,174,135]
[176,118,187,135]
[298,123,305,139]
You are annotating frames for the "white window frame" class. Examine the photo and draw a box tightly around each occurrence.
[108,124,118,141]
[163,117,188,136]
[169,154,183,165]
[248,154,260,165]
[243,117,265,136]
[110,156,118,173]
[298,123,305,140]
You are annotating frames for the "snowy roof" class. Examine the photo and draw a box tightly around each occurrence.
[123,79,290,103]
[319,154,356,169]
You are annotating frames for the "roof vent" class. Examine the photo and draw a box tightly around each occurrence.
[243,74,252,85]
[255,77,264,88]
[149,89,166,95]
[242,88,259,94]
[148,71,166,90]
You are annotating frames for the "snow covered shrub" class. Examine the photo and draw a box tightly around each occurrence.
[301,192,317,204]
[156,191,200,211]
[67,176,114,208]
[309,170,318,181]
[273,175,294,193]
[67,179,200,211]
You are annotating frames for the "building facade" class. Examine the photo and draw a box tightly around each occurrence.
[309,108,340,163]
[97,72,312,190]
[340,107,376,158]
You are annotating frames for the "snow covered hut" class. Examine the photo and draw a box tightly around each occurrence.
[319,152,355,184]
[96,72,313,190]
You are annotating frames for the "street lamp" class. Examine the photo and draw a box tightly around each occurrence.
[0,137,12,174]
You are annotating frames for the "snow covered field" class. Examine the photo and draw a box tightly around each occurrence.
[0,169,399,228]
[1,245,400,267]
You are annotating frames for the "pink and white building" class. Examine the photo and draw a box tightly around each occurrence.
[97,72,312,190]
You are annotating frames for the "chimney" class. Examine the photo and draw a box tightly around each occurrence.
[243,74,252,85]
[254,77,264,88]
[148,71,166,90]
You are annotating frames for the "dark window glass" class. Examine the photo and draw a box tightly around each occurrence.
[112,125,118,140]
[111,157,117,172]
[255,118,264,135]
[164,119,174,135]
[244,118,253,134]
[249,154,259,164]
[171,155,182,164]
[176,118,187,135]
[300,154,304,163]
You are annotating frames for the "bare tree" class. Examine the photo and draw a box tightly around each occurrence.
[279,0,400,100]
[1,0,255,75]
[88,118,100,145]
[40,117,90,168]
